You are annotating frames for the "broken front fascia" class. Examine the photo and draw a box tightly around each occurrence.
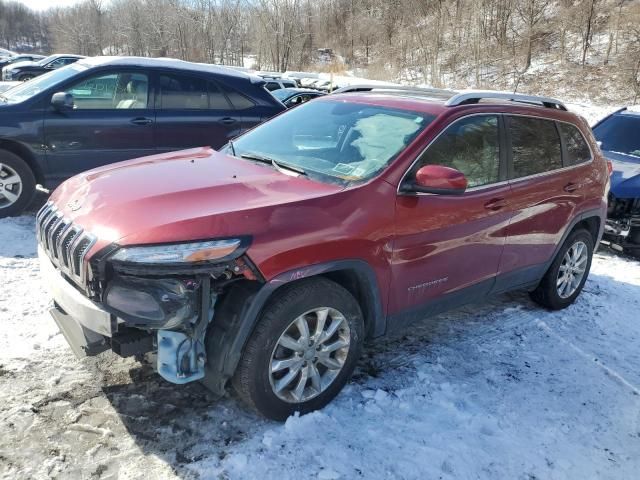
[98,238,260,385]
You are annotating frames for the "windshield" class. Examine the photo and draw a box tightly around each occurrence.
[227,99,434,184]
[1,63,87,104]
[593,114,640,159]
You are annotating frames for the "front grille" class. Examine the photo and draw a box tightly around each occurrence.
[36,202,96,288]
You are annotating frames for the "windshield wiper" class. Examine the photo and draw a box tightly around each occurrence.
[240,152,306,176]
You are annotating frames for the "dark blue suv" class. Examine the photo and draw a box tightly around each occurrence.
[593,107,640,256]
[0,56,285,216]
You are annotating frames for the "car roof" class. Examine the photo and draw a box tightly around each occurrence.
[616,107,640,117]
[47,54,85,60]
[76,56,255,80]
[320,89,582,123]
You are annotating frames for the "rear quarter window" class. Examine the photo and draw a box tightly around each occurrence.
[559,123,591,166]
[508,116,562,178]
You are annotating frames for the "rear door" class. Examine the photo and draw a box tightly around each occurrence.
[43,69,155,179]
[495,115,585,290]
[390,114,511,328]
[153,71,242,152]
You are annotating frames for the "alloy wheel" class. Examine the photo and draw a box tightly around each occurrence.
[556,240,588,299]
[0,163,22,209]
[269,307,351,403]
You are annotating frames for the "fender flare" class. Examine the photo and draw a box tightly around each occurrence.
[201,259,385,396]
[540,207,605,278]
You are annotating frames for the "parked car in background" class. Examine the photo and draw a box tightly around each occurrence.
[0,48,17,59]
[283,71,319,84]
[0,56,285,216]
[38,89,606,420]
[592,107,640,257]
[271,87,325,108]
[2,54,84,81]
[261,76,298,91]
[0,54,45,71]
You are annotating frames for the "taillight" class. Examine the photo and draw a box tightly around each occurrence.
[607,160,613,175]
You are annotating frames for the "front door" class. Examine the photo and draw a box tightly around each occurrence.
[153,72,242,152]
[390,114,511,328]
[43,69,155,181]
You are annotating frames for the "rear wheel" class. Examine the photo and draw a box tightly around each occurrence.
[530,229,594,310]
[0,150,36,218]
[232,278,364,421]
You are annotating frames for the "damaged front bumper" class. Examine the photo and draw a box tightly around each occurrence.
[39,247,212,384]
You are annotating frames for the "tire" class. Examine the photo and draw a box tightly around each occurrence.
[530,228,594,310]
[0,150,36,218]
[232,277,364,421]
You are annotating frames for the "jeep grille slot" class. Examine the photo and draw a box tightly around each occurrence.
[36,201,96,288]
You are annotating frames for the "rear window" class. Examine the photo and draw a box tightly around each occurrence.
[509,116,562,178]
[559,123,591,166]
[221,84,256,110]
[159,73,208,109]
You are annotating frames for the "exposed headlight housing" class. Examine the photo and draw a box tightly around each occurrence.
[110,238,245,265]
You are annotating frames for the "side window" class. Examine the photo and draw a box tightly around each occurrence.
[159,73,208,109]
[208,82,231,109]
[558,123,591,166]
[221,84,256,110]
[67,72,149,110]
[415,115,500,188]
[509,116,562,178]
[265,82,279,91]
[47,58,67,68]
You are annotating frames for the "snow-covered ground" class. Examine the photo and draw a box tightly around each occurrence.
[2,107,640,479]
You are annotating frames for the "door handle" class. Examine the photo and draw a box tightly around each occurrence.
[130,117,153,126]
[484,197,507,210]
[563,182,581,192]
[220,117,237,125]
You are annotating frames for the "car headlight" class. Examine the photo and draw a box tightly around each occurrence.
[110,238,245,264]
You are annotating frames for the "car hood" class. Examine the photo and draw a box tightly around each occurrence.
[603,150,640,199]
[50,147,343,253]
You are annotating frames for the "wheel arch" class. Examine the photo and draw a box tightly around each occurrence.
[0,140,44,185]
[202,259,385,396]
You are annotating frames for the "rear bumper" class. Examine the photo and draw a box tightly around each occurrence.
[39,246,114,356]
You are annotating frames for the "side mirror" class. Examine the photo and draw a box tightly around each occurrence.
[405,164,468,195]
[51,92,74,111]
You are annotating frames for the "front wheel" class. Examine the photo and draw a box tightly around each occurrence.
[232,278,364,421]
[530,228,594,310]
[0,150,36,218]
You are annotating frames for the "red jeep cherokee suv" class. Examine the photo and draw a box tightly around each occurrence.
[37,87,608,420]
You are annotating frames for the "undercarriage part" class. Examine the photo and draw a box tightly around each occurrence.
[111,328,155,357]
[157,276,216,384]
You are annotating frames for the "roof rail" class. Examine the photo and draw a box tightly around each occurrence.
[445,91,567,111]
[332,84,456,97]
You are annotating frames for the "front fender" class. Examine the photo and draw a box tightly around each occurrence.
[202,259,385,395]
